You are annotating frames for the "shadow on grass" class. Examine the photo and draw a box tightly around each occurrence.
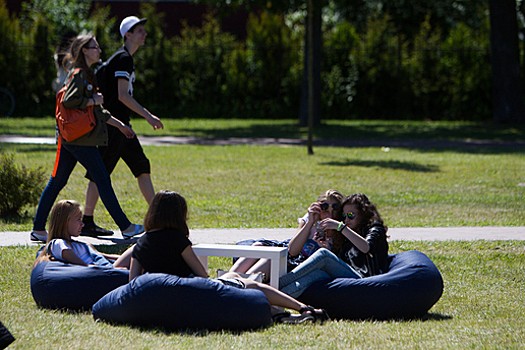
[177,120,525,143]
[102,319,269,337]
[420,312,453,322]
[1,144,56,153]
[319,159,440,172]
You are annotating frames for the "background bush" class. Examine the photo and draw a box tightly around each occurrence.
[0,0,493,121]
[0,152,45,218]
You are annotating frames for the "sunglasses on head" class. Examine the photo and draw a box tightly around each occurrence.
[319,202,340,211]
[342,212,356,220]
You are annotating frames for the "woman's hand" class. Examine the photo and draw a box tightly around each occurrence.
[319,218,342,231]
[313,233,332,249]
[119,124,135,139]
[92,92,104,105]
[307,202,322,222]
[107,117,136,139]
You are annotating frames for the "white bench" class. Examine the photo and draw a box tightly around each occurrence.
[193,244,288,289]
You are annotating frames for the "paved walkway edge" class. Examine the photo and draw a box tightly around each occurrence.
[1,226,523,246]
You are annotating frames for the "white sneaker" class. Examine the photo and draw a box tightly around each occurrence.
[30,231,47,242]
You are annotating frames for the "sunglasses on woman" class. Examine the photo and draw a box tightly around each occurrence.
[319,202,340,211]
[342,212,356,220]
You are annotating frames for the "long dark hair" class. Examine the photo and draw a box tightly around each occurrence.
[144,190,190,236]
[62,34,97,87]
[342,193,387,236]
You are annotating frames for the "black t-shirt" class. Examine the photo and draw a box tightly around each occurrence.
[132,228,193,277]
[103,46,135,125]
[338,222,389,277]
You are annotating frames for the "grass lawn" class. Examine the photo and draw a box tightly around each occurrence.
[1,119,524,231]
[0,240,524,349]
[1,118,524,348]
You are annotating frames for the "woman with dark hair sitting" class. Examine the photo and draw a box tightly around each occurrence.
[279,193,389,298]
[129,190,329,324]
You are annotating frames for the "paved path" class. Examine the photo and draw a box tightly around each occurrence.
[1,226,523,247]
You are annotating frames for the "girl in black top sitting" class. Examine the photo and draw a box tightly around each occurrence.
[130,190,329,324]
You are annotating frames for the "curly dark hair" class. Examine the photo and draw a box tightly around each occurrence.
[342,193,386,236]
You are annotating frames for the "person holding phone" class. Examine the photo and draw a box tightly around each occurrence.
[229,190,345,282]
[278,193,389,298]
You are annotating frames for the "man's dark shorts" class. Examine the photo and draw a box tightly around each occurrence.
[85,125,150,180]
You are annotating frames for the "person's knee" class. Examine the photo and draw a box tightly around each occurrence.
[316,248,332,258]
[48,176,68,191]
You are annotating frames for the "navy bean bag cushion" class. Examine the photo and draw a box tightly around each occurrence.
[30,260,129,310]
[298,250,443,320]
[92,273,272,331]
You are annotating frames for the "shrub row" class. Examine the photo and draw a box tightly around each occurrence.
[0,1,491,120]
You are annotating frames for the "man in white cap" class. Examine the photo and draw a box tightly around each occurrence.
[81,15,164,237]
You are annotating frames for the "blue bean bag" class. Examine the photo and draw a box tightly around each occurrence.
[30,260,129,310]
[92,273,272,331]
[297,250,443,320]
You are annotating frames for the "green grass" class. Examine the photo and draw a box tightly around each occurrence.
[1,138,524,232]
[1,119,524,348]
[1,241,524,349]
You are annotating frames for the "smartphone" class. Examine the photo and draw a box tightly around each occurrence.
[316,221,326,239]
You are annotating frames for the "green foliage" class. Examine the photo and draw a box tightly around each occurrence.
[350,13,405,119]
[21,0,91,40]
[323,21,360,118]
[0,152,45,218]
[0,0,496,120]
[90,4,119,60]
[171,13,237,118]
[0,0,23,92]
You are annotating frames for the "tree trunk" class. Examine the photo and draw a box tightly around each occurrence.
[489,0,525,124]
[299,2,322,127]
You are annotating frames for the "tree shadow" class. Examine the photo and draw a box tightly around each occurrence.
[319,159,440,172]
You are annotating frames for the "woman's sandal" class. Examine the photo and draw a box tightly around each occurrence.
[273,311,315,324]
[272,311,291,324]
[299,306,330,324]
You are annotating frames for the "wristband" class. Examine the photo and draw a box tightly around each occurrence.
[337,222,346,232]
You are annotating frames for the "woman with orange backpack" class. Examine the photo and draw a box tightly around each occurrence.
[31,34,144,243]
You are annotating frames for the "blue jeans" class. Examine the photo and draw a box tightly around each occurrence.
[279,248,362,298]
[33,141,131,231]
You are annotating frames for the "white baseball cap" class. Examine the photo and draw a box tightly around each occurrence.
[120,16,147,38]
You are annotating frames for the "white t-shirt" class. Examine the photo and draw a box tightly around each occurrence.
[49,239,93,265]
[297,213,322,257]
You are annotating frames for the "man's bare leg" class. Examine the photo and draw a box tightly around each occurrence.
[137,173,155,205]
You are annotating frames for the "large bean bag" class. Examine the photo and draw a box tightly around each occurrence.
[92,273,272,331]
[298,250,443,320]
[30,260,129,310]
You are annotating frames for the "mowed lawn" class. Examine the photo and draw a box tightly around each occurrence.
[0,241,524,349]
[1,118,524,231]
[0,118,524,348]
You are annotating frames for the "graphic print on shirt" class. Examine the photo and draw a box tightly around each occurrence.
[344,246,368,277]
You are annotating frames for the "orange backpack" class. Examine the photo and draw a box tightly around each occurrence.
[55,68,96,141]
